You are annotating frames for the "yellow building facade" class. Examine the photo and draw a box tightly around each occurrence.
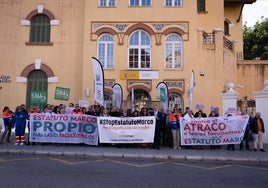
[1,0,266,115]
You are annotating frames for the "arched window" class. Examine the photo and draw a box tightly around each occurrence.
[165,34,183,69]
[128,30,151,69]
[104,93,113,110]
[98,34,115,68]
[128,89,151,110]
[30,14,50,43]
[169,93,183,111]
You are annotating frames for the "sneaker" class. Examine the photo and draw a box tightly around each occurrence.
[254,149,257,151]
[20,142,24,146]
[260,149,265,152]
[14,142,19,146]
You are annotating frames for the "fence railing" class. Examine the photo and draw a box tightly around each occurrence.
[202,32,214,44]
[223,36,233,51]
[236,51,268,60]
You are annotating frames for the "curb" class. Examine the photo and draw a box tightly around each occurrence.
[1,149,268,163]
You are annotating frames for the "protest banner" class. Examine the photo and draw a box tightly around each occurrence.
[180,115,249,145]
[98,116,156,143]
[29,114,98,145]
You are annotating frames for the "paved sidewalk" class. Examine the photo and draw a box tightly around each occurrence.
[1,142,268,163]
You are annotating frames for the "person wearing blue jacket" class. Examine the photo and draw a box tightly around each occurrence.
[13,106,27,145]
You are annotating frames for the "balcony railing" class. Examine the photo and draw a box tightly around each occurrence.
[223,36,233,51]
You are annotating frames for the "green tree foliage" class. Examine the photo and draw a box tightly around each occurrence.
[243,16,268,60]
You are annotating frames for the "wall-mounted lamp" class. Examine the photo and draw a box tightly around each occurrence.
[200,70,205,76]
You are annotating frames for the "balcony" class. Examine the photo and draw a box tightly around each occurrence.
[223,36,233,51]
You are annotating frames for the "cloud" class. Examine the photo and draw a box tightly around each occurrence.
[243,0,268,26]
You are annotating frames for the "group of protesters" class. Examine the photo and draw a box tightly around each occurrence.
[0,103,265,152]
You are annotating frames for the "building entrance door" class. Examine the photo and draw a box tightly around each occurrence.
[127,89,151,111]
[26,70,48,111]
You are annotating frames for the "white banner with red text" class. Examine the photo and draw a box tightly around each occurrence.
[98,116,156,143]
[29,114,98,145]
[180,115,249,145]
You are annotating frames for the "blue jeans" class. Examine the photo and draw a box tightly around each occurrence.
[1,122,12,142]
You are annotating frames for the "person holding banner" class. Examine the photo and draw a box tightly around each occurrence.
[109,107,122,117]
[149,105,162,150]
[226,114,235,151]
[182,107,194,149]
[209,110,218,150]
[251,112,265,152]
[168,107,182,150]
[183,107,194,121]
[140,108,149,148]
[240,109,252,151]
[72,104,83,114]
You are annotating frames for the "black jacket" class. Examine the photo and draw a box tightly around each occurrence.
[251,117,265,134]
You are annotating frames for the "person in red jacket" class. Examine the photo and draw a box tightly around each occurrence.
[1,106,13,144]
[168,107,182,149]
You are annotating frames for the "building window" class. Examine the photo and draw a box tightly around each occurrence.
[30,14,50,43]
[104,93,113,111]
[128,30,151,69]
[129,0,152,6]
[98,34,115,69]
[197,0,206,12]
[169,93,184,111]
[165,0,182,7]
[165,34,183,69]
[99,0,116,7]
[224,21,230,35]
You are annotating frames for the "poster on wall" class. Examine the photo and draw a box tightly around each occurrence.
[30,91,47,104]
[54,87,70,101]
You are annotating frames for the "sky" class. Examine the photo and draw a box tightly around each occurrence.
[242,0,268,27]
